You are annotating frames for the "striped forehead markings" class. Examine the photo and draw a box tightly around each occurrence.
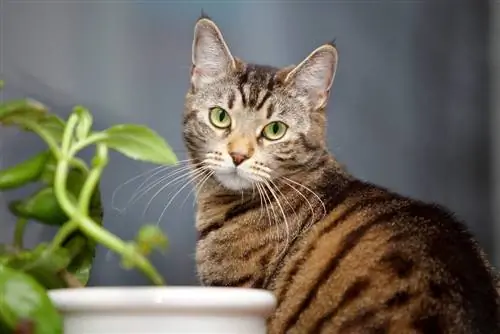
[237,64,278,113]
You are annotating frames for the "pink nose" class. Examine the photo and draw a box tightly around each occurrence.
[229,152,249,166]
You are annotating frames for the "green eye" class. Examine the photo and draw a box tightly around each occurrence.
[209,107,231,129]
[262,121,288,141]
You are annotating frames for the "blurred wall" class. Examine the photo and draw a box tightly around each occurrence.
[0,1,493,286]
[492,0,500,266]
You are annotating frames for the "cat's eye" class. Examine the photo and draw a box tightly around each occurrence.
[209,107,231,129]
[262,121,288,141]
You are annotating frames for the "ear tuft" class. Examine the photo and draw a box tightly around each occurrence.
[191,17,235,90]
[327,38,337,49]
[284,44,338,109]
[199,9,211,21]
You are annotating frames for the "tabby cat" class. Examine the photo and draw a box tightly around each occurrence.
[182,15,500,333]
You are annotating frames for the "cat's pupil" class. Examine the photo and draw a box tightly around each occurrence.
[272,123,279,133]
[219,111,225,122]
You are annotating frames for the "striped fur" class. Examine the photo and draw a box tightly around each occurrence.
[183,16,500,333]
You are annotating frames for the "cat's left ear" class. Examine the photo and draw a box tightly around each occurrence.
[284,43,338,110]
[191,17,236,90]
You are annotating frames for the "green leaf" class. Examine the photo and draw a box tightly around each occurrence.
[0,99,47,124]
[63,236,93,285]
[0,99,65,144]
[0,151,51,191]
[10,166,94,227]
[2,244,70,290]
[39,155,58,185]
[0,266,63,334]
[99,124,177,165]
[73,105,93,141]
[8,163,102,286]
[8,187,70,226]
[38,114,66,143]
[135,225,168,256]
[65,166,86,198]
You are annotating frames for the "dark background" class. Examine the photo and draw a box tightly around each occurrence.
[0,0,496,286]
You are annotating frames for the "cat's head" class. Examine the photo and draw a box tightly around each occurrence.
[183,16,338,192]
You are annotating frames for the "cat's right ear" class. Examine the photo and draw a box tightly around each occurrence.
[191,18,236,90]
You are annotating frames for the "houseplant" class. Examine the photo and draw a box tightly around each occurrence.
[0,81,275,334]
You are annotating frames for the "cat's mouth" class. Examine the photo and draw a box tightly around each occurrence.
[202,153,270,191]
[213,167,256,191]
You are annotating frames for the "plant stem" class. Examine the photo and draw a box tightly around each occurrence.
[62,114,79,155]
[54,158,164,285]
[13,218,27,249]
[49,221,78,251]
[69,157,89,175]
[69,133,108,157]
[78,144,106,213]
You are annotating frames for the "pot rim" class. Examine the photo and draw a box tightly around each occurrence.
[48,286,276,314]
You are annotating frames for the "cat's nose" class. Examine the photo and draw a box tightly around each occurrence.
[229,152,249,166]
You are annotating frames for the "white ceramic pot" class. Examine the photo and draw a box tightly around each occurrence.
[49,286,276,334]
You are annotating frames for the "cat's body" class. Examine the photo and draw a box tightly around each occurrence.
[183,15,500,333]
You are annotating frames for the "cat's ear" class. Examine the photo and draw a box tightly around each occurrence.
[191,17,236,89]
[284,43,338,110]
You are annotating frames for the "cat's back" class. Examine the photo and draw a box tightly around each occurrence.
[269,179,500,334]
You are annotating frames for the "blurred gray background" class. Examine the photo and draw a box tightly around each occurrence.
[0,0,496,286]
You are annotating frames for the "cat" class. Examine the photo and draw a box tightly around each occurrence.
[182,14,500,334]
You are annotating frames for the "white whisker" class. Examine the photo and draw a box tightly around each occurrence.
[141,166,205,217]
[128,159,194,203]
[179,168,213,209]
[269,179,299,232]
[111,164,169,212]
[193,171,215,206]
[263,180,290,254]
[132,163,199,206]
[279,178,317,232]
[156,167,211,225]
[282,176,326,218]
[257,182,274,235]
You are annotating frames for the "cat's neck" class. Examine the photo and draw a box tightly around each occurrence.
[194,154,356,289]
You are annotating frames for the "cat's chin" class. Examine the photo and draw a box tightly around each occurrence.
[214,172,254,191]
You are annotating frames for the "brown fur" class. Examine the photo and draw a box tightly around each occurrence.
[183,15,500,333]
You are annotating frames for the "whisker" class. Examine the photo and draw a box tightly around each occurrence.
[282,176,326,218]
[257,182,275,238]
[259,181,278,224]
[132,164,200,210]
[255,182,265,222]
[269,179,298,228]
[111,164,169,212]
[193,170,215,206]
[279,177,317,232]
[128,159,194,201]
[263,180,290,256]
[178,168,213,209]
[261,181,283,242]
[156,167,211,225]
[130,162,199,206]
[141,166,206,217]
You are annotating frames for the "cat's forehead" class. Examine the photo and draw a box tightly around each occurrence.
[193,62,306,124]
[232,64,281,111]
[238,64,280,88]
